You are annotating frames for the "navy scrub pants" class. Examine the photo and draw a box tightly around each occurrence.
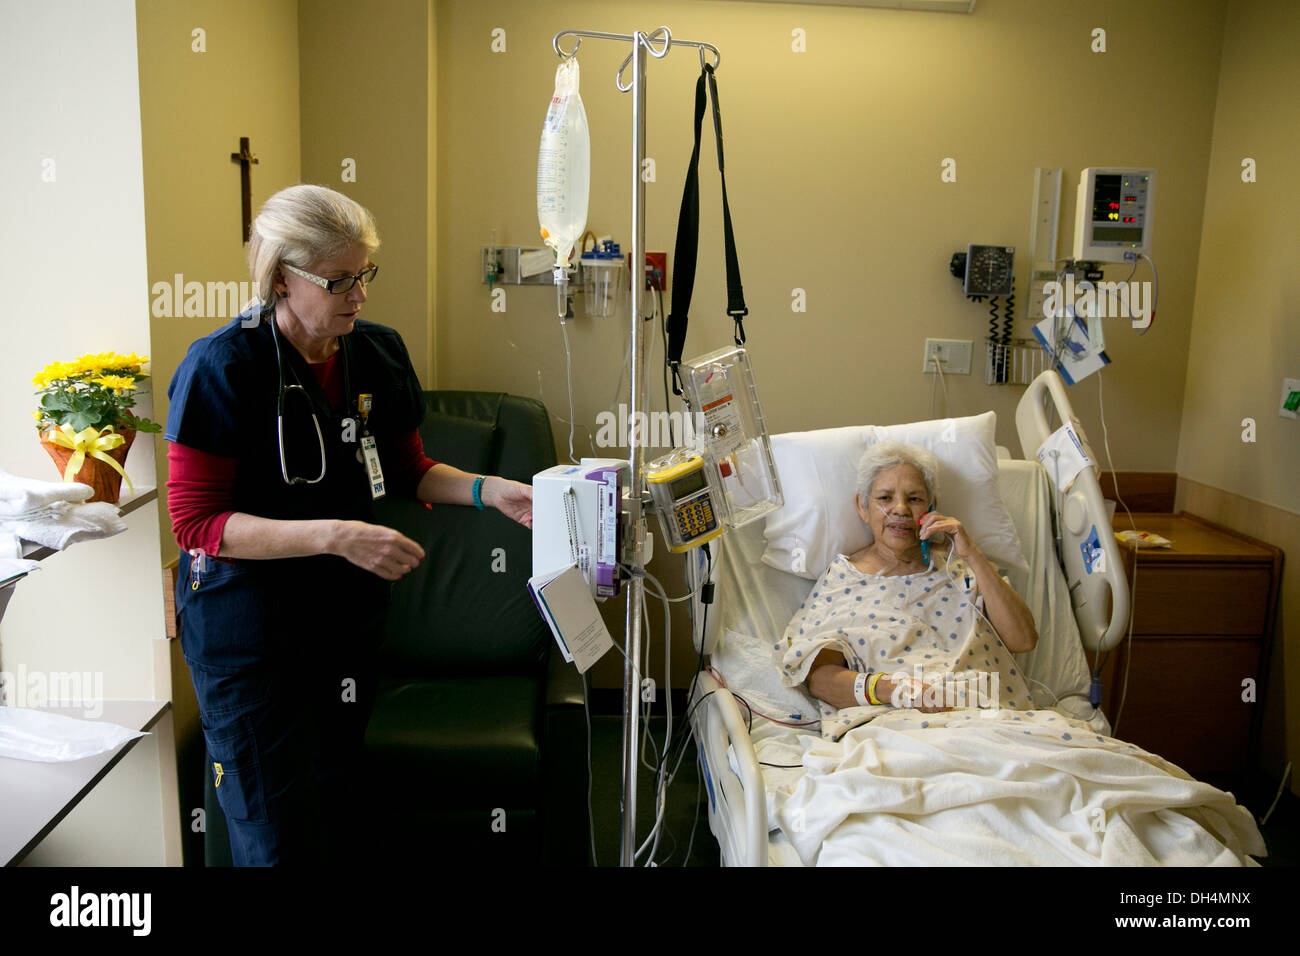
[178,552,386,866]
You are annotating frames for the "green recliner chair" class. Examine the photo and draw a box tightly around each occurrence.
[201,391,589,866]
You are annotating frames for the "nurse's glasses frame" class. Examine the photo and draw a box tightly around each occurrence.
[281,262,379,295]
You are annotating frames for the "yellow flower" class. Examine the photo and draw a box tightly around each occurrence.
[75,353,110,375]
[32,361,75,389]
[32,351,150,389]
[32,409,42,421]
[91,374,137,392]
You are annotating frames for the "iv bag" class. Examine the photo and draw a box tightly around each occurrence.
[537,57,590,276]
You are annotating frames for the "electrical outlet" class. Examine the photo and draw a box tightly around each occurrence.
[626,252,668,291]
[922,338,973,375]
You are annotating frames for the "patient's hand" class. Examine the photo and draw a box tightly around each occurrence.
[880,675,953,713]
[919,511,978,561]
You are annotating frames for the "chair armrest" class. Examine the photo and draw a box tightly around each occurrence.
[546,642,586,711]
[542,643,590,864]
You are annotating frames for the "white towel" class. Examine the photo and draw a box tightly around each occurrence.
[0,469,126,551]
[0,467,95,514]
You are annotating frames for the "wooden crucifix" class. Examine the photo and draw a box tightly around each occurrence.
[230,136,258,243]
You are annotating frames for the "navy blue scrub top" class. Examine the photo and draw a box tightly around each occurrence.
[166,305,425,587]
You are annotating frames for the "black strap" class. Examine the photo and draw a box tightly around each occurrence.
[707,66,748,342]
[666,72,706,396]
[666,65,748,396]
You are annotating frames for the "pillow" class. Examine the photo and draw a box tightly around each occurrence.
[761,412,1029,579]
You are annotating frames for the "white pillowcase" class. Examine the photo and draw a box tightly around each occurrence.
[761,412,1029,579]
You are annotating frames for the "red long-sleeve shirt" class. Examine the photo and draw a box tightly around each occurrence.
[167,351,436,557]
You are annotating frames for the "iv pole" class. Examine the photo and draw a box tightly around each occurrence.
[549,26,721,868]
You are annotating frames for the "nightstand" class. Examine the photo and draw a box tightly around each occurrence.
[1096,512,1281,787]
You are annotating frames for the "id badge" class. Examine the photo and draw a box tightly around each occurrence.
[360,435,386,499]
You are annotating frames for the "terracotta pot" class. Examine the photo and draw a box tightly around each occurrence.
[40,427,137,504]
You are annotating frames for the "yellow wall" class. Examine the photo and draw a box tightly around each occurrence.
[1175,0,1300,790]
[131,0,1296,786]
[433,0,1231,689]
[137,0,302,564]
[299,0,435,387]
[435,0,1226,462]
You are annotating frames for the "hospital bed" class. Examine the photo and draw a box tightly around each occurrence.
[685,371,1266,866]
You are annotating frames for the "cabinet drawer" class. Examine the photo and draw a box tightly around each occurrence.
[1111,638,1260,776]
[1132,566,1270,635]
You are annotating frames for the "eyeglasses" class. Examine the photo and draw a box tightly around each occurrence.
[282,262,379,294]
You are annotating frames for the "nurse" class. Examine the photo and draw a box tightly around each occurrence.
[165,184,532,866]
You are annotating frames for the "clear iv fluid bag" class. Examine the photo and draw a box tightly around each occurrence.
[537,58,590,275]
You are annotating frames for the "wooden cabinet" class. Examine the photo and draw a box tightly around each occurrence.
[1095,513,1281,784]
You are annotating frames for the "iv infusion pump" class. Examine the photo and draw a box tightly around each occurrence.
[1073,167,1156,263]
[531,347,784,600]
[533,459,629,601]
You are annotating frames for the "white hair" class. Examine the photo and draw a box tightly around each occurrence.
[856,440,940,505]
[247,184,380,308]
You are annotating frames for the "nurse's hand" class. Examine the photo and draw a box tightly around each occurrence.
[485,478,533,529]
[330,520,426,581]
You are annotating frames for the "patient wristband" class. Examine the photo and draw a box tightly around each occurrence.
[472,475,486,511]
[854,672,870,707]
[868,671,886,706]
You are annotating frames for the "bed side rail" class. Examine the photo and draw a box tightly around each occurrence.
[691,672,769,867]
[1015,370,1130,653]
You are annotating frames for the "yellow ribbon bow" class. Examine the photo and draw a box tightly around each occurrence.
[46,424,134,496]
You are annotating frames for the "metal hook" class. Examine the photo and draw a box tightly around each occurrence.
[644,26,672,58]
[616,27,674,91]
[616,54,634,92]
[699,43,720,71]
[554,34,580,59]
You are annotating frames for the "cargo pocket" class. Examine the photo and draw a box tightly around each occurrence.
[203,715,268,825]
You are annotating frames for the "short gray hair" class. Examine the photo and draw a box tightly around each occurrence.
[856,440,940,505]
[247,184,380,308]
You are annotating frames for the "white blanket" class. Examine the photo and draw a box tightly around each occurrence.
[766,708,1266,866]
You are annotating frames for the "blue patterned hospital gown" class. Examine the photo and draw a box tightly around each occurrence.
[779,551,1036,740]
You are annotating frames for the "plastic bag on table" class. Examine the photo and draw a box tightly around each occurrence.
[0,706,146,762]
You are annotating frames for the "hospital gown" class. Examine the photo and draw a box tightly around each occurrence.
[780,550,1035,740]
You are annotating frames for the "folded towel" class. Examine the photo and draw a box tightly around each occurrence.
[0,469,126,550]
[0,503,126,551]
[0,468,94,516]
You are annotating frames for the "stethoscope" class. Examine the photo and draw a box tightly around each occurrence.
[270,310,353,486]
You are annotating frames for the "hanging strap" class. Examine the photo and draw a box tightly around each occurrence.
[707,65,748,343]
[666,64,748,396]
[666,71,705,397]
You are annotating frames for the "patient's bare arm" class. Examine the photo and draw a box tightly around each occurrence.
[963,546,1038,653]
[920,512,1038,653]
[806,650,860,710]
[805,649,946,712]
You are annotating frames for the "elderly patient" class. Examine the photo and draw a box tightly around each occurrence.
[780,441,1039,740]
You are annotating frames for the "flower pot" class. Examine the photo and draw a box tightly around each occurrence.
[40,427,137,504]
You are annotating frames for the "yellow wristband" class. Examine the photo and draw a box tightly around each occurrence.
[868,671,885,706]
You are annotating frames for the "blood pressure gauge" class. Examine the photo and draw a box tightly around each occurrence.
[645,450,724,553]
